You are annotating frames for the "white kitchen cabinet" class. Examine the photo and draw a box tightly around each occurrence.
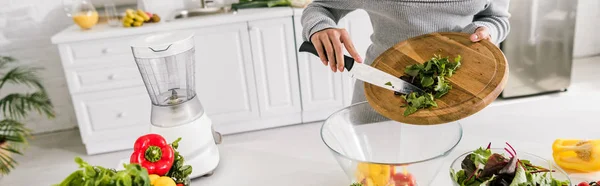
[190,23,262,131]
[293,15,346,122]
[339,10,374,106]
[248,17,302,119]
[71,86,151,154]
[293,9,374,122]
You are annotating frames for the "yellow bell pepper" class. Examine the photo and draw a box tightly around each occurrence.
[552,139,600,172]
[355,162,393,186]
[148,174,176,186]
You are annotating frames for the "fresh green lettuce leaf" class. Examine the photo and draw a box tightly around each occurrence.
[420,76,434,88]
[510,164,527,186]
[470,147,492,167]
[400,54,461,115]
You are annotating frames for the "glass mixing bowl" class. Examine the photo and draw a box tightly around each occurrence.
[450,148,571,186]
[321,102,463,186]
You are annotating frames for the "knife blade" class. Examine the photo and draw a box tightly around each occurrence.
[299,41,424,95]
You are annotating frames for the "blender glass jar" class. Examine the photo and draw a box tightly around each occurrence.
[131,31,204,127]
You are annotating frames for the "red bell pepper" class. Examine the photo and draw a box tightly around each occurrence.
[130,134,175,176]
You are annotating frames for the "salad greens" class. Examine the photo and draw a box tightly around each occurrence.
[164,138,193,185]
[54,157,151,186]
[396,54,461,116]
[450,143,570,186]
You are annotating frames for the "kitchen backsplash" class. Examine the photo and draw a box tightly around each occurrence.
[0,0,598,134]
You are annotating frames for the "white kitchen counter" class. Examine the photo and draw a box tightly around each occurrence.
[51,7,294,44]
[1,58,599,185]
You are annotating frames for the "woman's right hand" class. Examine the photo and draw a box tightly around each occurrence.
[310,28,363,72]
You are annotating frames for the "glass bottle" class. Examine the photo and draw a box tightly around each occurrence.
[63,0,99,29]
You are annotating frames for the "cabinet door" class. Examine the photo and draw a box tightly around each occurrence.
[339,10,374,106]
[293,16,345,122]
[248,17,302,120]
[71,86,150,144]
[191,23,260,128]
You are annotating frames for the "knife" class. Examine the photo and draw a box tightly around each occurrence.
[299,41,424,95]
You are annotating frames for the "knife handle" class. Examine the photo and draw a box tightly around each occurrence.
[299,41,355,71]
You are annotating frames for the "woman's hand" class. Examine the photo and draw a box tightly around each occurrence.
[310,28,363,72]
[470,26,492,42]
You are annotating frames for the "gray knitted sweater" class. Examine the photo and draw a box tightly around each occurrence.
[301,0,511,64]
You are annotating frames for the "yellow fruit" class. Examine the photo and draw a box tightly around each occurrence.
[122,22,131,27]
[153,176,176,186]
[355,163,392,186]
[125,9,135,18]
[148,174,160,185]
[137,9,151,21]
[123,18,134,24]
[133,15,145,22]
[365,178,374,186]
[132,21,143,27]
[151,14,161,23]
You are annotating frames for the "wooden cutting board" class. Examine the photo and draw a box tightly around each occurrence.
[364,32,509,125]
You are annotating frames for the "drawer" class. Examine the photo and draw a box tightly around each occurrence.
[72,87,151,143]
[64,64,144,93]
[58,37,137,67]
[71,37,132,59]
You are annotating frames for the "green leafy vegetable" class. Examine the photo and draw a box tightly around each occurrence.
[420,76,434,88]
[350,183,363,186]
[54,157,151,186]
[398,54,462,115]
[165,138,193,185]
[451,144,570,186]
[510,165,527,186]
[385,82,392,86]
[404,64,423,77]
[434,76,452,98]
[471,147,492,167]
[401,92,437,116]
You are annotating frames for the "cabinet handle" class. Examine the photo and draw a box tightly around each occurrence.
[108,74,116,80]
[117,112,125,118]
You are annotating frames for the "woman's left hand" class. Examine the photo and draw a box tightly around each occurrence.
[470,26,491,42]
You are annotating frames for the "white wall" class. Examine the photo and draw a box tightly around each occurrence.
[574,0,600,57]
[0,0,77,134]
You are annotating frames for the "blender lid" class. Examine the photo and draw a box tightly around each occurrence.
[130,31,195,58]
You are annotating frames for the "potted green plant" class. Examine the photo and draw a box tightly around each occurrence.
[0,56,54,175]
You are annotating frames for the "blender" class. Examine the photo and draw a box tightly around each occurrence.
[130,31,221,178]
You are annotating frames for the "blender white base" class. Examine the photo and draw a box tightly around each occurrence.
[185,142,220,178]
[117,114,220,179]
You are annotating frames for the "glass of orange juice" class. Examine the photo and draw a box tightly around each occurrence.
[62,0,99,30]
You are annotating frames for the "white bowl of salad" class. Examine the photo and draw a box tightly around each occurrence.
[450,143,571,186]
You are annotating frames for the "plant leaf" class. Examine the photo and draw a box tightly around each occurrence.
[0,56,16,70]
[0,119,30,175]
[0,92,55,120]
[0,151,18,175]
[0,66,45,91]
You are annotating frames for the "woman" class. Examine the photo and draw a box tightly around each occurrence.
[301,0,510,104]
